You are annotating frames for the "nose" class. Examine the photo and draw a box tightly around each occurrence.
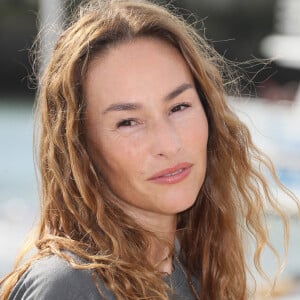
[149,119,182,158]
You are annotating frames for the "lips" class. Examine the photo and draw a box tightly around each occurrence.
[148,162,193,184]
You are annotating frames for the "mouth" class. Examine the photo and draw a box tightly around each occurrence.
[148,162,193,184]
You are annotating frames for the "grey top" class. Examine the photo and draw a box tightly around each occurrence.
[8,254,200,299]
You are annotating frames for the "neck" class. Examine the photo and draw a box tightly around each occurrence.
[149,237,174,274]
[127,210,177,273]
[143,215,177,274]
[113,196,177,273]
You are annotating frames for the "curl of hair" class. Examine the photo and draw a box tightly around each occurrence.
[1,1,299,299]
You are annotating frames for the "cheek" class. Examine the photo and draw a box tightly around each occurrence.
[86,125,146,189]
[179,112,208,150]
[94,136,146,181]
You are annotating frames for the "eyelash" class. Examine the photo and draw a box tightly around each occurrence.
[116,103,191,128]
[170,102,191,114]
[116,119,138,128]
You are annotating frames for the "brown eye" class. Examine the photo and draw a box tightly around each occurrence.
[117,119,138,128]
[170,103,191,114]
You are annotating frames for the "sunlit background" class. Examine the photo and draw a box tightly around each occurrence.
[0,0,299,298]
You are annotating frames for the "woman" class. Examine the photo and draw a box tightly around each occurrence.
[1,0,298,299]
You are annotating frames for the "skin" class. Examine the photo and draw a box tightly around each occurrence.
[84,37,208,272]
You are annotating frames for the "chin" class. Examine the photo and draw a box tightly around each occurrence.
[163,193,198,214]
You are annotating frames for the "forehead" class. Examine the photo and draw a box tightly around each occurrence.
[84,37,194,107]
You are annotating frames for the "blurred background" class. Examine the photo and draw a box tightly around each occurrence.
[0,0,299,298]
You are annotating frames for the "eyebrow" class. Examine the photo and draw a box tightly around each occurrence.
[102,82,194,114]
[164,82,193,101]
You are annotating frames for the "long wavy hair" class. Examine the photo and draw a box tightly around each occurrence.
[1,0,299,299]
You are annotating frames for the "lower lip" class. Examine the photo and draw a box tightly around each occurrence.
[149,166,192,184]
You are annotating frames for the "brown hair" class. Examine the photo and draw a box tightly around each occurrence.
[1,0,299,299]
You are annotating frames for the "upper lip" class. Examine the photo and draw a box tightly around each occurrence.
[147,162,193,180]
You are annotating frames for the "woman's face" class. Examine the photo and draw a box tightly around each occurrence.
[84,37,208,225]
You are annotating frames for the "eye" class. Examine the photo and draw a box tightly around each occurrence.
[170,103,191,114]
[116,119,138,128]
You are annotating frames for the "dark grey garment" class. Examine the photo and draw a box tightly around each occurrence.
[8,254,199,300]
